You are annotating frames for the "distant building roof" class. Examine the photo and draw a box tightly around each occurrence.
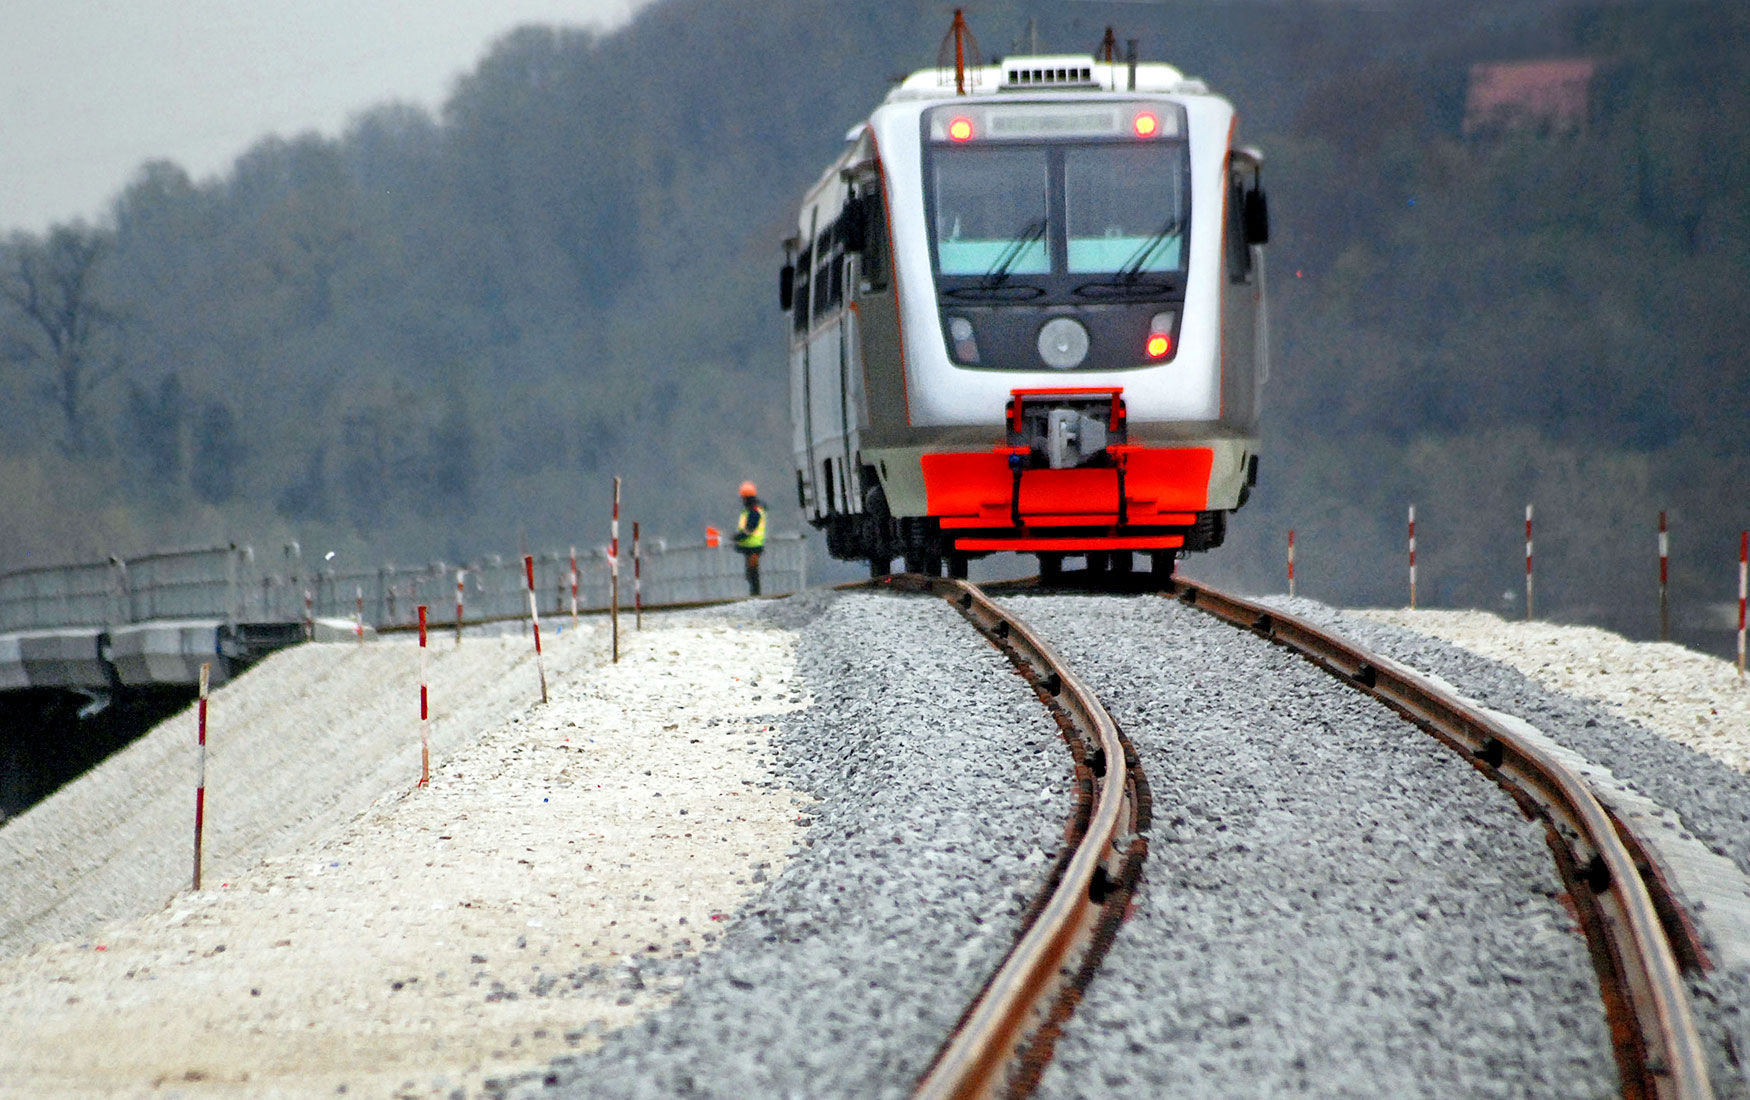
[1464,58,1595,137]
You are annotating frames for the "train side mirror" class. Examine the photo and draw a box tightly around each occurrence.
[779,264,795,311]
[1243,189,1270,246]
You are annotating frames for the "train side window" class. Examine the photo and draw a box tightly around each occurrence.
[813,227,837,321]
[792,244,813,333]
[857,188,890,293]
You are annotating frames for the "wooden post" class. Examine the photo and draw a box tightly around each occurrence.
[1737,531,1746,678]
[418,606,431,786]
[1524,504,1535,621]
[1659,512,1670,642]
[611,477,621,663]
[1408,505,1417,609]
[524,557,549,704]
[569,546,579,628]
[192,662,210,890]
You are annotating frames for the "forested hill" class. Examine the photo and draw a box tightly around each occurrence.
[2,0,1746,644]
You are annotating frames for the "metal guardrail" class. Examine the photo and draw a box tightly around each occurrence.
[0,560,120,630]
[0,536,808,635]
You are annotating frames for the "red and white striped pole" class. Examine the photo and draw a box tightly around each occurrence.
[524,556,549,703]
[455,569,465,646]
[1408,505,1418,609]
[355,586,364,643]
[569,546,579,628]
[418,605,430,786]
[1286,529,1296,598]
[1658,512,1670,642]
[192,661,210,890]
[1525,504,1535,620]
[610,477,622,664]
[1737,530,1746,678]
[634,521,643,629]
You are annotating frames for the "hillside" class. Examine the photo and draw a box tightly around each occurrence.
[2,0,1746,648]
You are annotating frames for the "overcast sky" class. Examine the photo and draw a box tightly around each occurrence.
[1,0,659,235]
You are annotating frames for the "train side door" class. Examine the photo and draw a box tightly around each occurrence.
[791,210,819,518]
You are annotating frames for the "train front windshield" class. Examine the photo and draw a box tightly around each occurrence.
[925,104,1191,297]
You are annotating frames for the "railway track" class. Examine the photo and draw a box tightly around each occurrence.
[886,573,1713,1100]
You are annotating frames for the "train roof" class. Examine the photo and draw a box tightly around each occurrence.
[884,55,1207,103]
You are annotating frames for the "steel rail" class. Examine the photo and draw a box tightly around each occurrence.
[1164,575,1714,1100]
[871,575,1145,1100]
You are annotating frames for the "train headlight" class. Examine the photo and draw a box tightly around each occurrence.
[1146,311,1177,359]
[948,116,975,142]
[1037,317,1090,369]
[1134,112,1160,138]
[947,316,981,363]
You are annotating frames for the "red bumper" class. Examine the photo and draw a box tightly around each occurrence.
[920,447,1215,552]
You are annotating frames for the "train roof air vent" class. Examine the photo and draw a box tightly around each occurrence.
[1001,56,1099,90]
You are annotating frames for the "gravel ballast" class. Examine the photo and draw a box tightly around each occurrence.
[1266,598,1750,1099]
[509,589,1072,1100]
[1005,594,1618,1100]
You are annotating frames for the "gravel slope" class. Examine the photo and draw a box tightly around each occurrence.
[2,623,581,957]
[1008,594,1617,1100]
[0,613,806,1098]
[505,589,1073,1100]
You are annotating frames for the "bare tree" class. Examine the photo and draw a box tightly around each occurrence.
[0,225,120,455]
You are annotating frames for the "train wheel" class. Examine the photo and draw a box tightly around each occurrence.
[1149,551,1176,579]
[1039,553,1064,584]
[947,553,969,580]
[869,556,892,578]
[1111,551,1133,575]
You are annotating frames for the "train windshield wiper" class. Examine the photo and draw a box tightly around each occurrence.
[1116,217,1182,282]
[981,219,1047,287]
[1073,280,1174,299]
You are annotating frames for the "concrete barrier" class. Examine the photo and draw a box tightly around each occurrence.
[106,621,228,688]
[7,629,112,691]
[0,635,27,691]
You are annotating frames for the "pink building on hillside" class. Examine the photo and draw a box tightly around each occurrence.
[1464,59,1596,137]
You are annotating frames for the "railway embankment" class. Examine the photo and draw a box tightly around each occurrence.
[1,587,1747,1098]
[0,612,809,1099]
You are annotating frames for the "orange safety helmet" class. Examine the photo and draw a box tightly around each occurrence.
[738,480,758,498]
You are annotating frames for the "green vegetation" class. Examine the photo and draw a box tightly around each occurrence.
[1,0,1745,647]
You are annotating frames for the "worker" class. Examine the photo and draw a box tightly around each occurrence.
[733,481,767,596]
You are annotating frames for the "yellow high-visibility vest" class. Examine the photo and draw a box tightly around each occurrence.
[735,505,767,550]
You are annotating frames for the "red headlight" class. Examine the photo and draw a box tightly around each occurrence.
[1146,333,1172,358]
[948,117,975,142]
[1133,112,1159,138]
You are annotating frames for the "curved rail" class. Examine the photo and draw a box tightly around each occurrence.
[1163,576,1713,1100]
[873,575,1146,1100]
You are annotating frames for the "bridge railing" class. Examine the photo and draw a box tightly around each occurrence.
[0,535,807,635]
[0,560,121,631]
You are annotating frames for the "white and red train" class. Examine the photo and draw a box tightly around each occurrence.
[783,31,1269,578]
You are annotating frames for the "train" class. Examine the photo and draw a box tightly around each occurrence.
[782,19,1269,579]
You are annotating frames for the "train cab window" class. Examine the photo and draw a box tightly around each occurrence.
[1065,144,1189,274]
[931,147,1050,276]
[792,244,812,334]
